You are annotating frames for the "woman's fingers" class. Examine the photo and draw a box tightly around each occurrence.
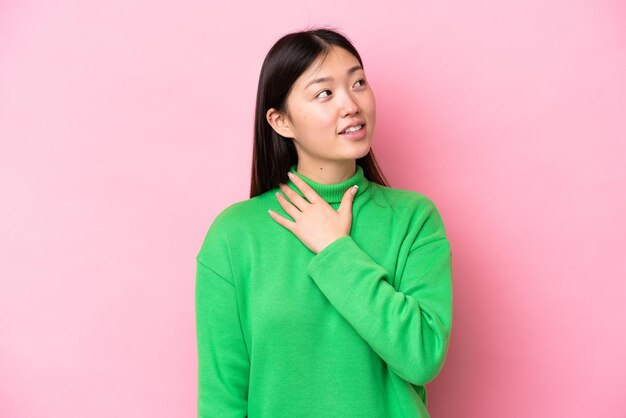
[275,191,301,220]
[337,185,358,216]
[269,173,357,254]
[287,172,323,205]
[279,182,310,210]
[268,209,296,231]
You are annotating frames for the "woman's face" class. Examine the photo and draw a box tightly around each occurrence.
[268,45,376,166]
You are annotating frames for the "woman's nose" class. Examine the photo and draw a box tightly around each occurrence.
[340,92,359,117]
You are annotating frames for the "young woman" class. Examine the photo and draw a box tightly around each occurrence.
[195,28,452,418]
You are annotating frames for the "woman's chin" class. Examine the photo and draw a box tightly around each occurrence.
[351,144,372,159]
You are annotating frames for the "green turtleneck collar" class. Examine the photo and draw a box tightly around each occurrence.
[286,164,370,204]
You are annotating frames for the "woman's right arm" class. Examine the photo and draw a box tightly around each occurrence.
[195,218,249,417]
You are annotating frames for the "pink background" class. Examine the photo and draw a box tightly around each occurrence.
[1,0,625,417]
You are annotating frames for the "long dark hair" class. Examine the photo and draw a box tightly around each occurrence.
[250,27,390,198]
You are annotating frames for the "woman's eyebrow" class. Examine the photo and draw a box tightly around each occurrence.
[304,65,363,89]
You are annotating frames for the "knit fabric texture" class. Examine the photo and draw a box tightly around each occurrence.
[195,163,453,417]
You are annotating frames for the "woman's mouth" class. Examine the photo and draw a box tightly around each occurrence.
[340,124,364,134]
[339,124,366,140]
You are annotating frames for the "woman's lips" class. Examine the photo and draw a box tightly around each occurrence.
[339,124,366,140]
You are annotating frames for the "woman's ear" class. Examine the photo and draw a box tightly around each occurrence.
[266,108,295,139]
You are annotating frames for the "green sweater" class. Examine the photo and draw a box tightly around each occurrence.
[195,163,453,417]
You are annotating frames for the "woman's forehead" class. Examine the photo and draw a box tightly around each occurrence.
[299,47,362,84]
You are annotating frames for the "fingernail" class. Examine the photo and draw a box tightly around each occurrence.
[287,172,293,179]
[351,185,359,195]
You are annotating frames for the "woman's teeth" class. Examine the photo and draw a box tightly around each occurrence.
[342,125,363,134]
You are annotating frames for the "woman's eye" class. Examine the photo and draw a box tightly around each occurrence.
[354,79,366,87]
[317,90,332,98]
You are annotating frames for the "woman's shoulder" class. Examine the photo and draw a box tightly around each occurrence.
[196,194,270,267]
[206,193,270,232]
[370,183,449,242]
[368,182,441,213]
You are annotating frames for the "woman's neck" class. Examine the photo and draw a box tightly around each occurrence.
[295,160,357,185]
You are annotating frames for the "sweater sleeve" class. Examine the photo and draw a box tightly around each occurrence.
[195,220,249,417]
[306,200,452,386]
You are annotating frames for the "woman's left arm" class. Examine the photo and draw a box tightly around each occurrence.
[306,201,453,386]
[269,173,452,386]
